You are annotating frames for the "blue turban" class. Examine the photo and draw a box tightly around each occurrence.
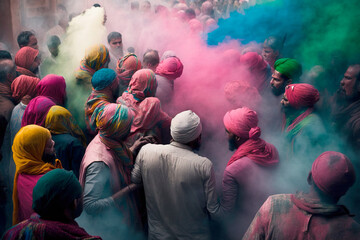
[91,68,117,90]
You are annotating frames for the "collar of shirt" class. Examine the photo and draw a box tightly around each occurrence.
[170,141,192,151]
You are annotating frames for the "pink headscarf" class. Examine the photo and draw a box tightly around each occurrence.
[155,56,184,80]
[11,75,40,102]
[36,74,66,106]
[21,96,56,127]
[223,107,279,167]
[311,151,356,199]
[285,83,320,109]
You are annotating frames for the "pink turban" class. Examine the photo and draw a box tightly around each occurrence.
[311,151,356,199]
[156,56,184,80]
[285,83,320,109]
[15,46,39,70]
[223,107,261,140]
[240,52,268,72]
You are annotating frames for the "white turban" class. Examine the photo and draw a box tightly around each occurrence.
[170,110,202,144]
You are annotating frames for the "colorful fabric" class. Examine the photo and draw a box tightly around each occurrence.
[223,107,279,167]
[285,83,320,109]
[96,103,134,166]
[12,125,62,224]
[155,56,184,80]
[15,46,39,71]
[45,105,87,147]
[36,74,66,106]
[125,69,157,101]
[3,213,102,240]
[311,151,356,199]
[240,52,270,92]
[170,110,202,144]
[91,68,117,91]
[243,193,360,240]
[21,96,56,127]
[11,75,40,102]
[75,44,110,85]
[32,169,82,219]
[274,58,302,79]
[116,53,142,83]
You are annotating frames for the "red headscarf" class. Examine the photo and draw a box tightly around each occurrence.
[36,74,66,106]
[311,151,356,199]
[21,96,56,127]
[15,47,39,77]
[223,107,279,167]
[116,53,142,83]
[11,75,40,102]
[155,56,184,80]
[285,83,320,109]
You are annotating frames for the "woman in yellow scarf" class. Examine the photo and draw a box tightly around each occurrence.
[12,125,62,225]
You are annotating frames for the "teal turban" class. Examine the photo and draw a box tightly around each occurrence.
[32,169,82,219]
[274,58,302,80]
[91,68,117,90]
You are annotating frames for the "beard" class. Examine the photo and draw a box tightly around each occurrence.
[42,152,56,164]
[228,137,237,151]
[271,84,286,96]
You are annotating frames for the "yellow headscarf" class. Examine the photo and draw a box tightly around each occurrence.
[45,106,87,147]
[12,125,62,225]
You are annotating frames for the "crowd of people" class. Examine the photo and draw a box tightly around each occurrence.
[0,0,360,239]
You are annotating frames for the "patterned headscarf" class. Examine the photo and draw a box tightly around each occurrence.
[126,69,157,101]
[21,96,56,127]
[36,74,66,106]
[11,75,40,102]
[75,44,110,84]
[12,125,62,224]
[116,53,142,82]
[45,106,87,147]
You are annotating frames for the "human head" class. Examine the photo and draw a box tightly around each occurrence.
[170,110,202,149]
[0,50,12,60]
[17,31,38,49]
[107,32,123,57]
[131,1,140,10]
[224,81,261,110]
[33,169,83,221]
[12,124,55,166]
[155,56,184,80]
[15,46,41,74]
[339,64,360,100]
[185,8,196,20]
[116,53,142,83]
[141,1,151,12]
[282,83,320,110]
[262,36,282,66]
[11,75,40,103]
[96,103,134,141]
[127,69,157,101]
[0,59,16,84]
[91,68,118,96]
[47,35,61,58]
[83,44,110,71]
[270,58,302,96]
[309,151,356,202]
[37,74,66,106]
[56,4,69,27]
[201,1,214,16]
[223,107,261,151]
[21,96,56,127]
[143,49,160,71]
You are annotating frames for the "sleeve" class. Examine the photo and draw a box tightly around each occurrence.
[83,162,115,215]
[203,161,223,220]
[220,167,238,213]
[242,196,272,240]
[131,148,143,184]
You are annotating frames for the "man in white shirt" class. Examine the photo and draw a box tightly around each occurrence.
[132,110,221,240]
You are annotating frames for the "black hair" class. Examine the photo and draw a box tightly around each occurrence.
[17,31,34,48]
[107,32,122,44]
[0,50,12,60]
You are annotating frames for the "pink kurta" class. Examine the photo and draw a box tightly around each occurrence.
[17,173,44,222]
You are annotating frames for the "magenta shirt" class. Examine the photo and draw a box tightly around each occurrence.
[17,173,44,222]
